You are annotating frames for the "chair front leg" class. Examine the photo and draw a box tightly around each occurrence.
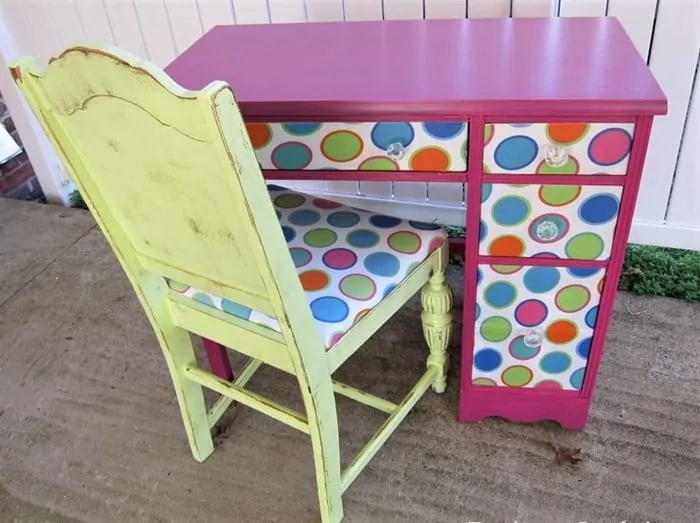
[421,269,453,393]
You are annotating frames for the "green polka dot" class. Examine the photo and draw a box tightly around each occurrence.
[472,378,496,386]
[340,274,375,300]
[501,365,533,387]
[166,279,189,292]
[461,140,468,163]
[321,131,363,162]
[565,233,604,260]
[484,124,494,144]
[359,157,398,171]
[492,264,521,275]
[539,185,581,206]
[388,231,421,254]
[303,228,337,248]
[555,285,591,313]
[536,157,579,175]
[479,316,512,343]
[483,163,491,174]
[274,193,306,209]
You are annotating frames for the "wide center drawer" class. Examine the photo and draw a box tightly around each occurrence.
[472,263,605,390]
[246,121,469,172]
[479,183,623,261]
[483,122,635,176]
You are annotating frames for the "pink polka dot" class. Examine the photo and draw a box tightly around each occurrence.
[588,128,632,166]
[322,248,357,270]
[429,237,445,253]
[535,380,562,389]
[514,299,548,327]
[329,331,345,346]
[313,198,342,209]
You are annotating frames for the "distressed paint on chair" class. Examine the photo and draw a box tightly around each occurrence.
[10,46,453,523]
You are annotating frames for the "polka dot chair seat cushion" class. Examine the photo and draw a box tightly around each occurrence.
[169,185,447,349]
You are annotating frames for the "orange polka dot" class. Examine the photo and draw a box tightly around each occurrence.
[409,147,450,171]
[546,320,578,344]
[597,277,605,295]
[246,123,272,149]
[353,309,371,325]
[546,123,589,145]
[488,235,525,257]
[299,270,330,291]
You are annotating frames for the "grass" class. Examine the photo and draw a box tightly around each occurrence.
[70,190,699,301]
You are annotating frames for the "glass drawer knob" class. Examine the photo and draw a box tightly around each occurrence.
[524,329,543,348]
[386,142,406,160]
[536,220,559,241]
[543,145,569,167]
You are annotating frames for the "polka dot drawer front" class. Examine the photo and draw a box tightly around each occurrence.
[246,121,468,171]
[483,122,634,175]
[473,264,604,390]
[168,185,447,349]
[480,183,623,261]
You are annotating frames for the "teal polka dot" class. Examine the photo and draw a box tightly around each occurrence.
[327,211,360,228]
[484,281,517,308]
[192,292,214,307]
[492,196,531,226]
[271,142,312,170]
[347,229,380,248]
[221,300,252,320]
[289,247,312,268]
[281,122,322,135]
[540,352,572,374]
[570,368,585,389]
[364,252,400,277]
[370,122,415,149]
[289,209,320,226]
[494,135,538,170]
[509,335,540,360]
[523,266,561,293]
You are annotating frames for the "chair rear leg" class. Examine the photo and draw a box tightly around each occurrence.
[421,269,453,393]
[159,324,215,462]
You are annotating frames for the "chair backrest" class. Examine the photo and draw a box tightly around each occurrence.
[10,46,325,374]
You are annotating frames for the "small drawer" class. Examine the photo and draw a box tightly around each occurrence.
[483,122,634,175]
[479,183,622,261]
[472,263,605,390]
[246,121,468,172]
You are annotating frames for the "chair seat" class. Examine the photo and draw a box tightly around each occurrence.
[169,185,447,348]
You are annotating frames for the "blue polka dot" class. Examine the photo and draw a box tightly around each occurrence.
[493,135,539,170]
[289,247,312,267]
[492,196,531,225]
[370,122,415,150]
[281,122,322,135]
[509,335,540,360]
[282,226,296,242]
[585,306,598,328]
[475,303,481,320]
[481,183,493,202]
[409,220,441,230]
[271,142,312,170]
[477,268,483,286]
[479,220,487,242]
[533,252,560,259]
[383,284,397,298]
[578,194,620,225]
[365,252,400,277]
[474,348,503,372]
[577,337,591,359]
[510,123,534,128]
[221,300,253,320]
[369,215,402,228]
[288,209,320,226]
[540,352,572,374]
[192,292,214,307]
[327,211,360,228]
[422,122,466,140]
[570,368,585,390]
[523,266,561,293]
[484,281,516,308]
[310,297,349,323]
[346,229,379,248]
[267,184,286,191]
[568,267,601,278]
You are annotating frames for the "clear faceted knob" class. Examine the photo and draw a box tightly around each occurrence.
[536,220,559,241]
[524,329,543,348]
[386,142,406,160]
[543,144,569,167]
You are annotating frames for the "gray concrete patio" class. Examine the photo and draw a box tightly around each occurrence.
[0,197,698,523]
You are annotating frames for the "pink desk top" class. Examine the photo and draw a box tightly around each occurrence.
[166,17,666,119]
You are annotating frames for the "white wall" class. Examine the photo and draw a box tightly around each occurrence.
[0,0,698,250]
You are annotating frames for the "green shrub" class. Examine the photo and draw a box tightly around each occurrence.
[69,190,88,210]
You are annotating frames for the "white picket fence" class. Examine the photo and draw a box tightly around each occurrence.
[0,0,698,250]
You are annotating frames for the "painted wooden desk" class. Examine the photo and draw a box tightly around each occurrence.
[167,17,667,429]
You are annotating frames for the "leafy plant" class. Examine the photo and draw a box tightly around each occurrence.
[69,189,88,210]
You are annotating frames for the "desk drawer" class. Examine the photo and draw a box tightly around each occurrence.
[472,263,605,390]
[479,183,622,261]
[246,121,468,172]
[483,122,634,175]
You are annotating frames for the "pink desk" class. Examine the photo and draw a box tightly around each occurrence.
[167,17,666,429]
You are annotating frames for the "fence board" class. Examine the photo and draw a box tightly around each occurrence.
[133,1,177,65]
[425,0,466,19]
[558,0,606,17]
[342,0,383,21]
[607,0,657,60]
[634,0,700,224]
[45,0,85,49]
[72,0,114,46]
[197,0,236,30]
[101,0,147,58]
[467,0,511,17]
[511,0,555,17]
[267,0,305,23]
[231,0,269,24]
[165,0,205,55]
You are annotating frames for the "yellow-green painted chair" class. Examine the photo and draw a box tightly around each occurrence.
[11,46,453,523]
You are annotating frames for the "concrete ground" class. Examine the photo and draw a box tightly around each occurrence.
[0,197,698,523]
